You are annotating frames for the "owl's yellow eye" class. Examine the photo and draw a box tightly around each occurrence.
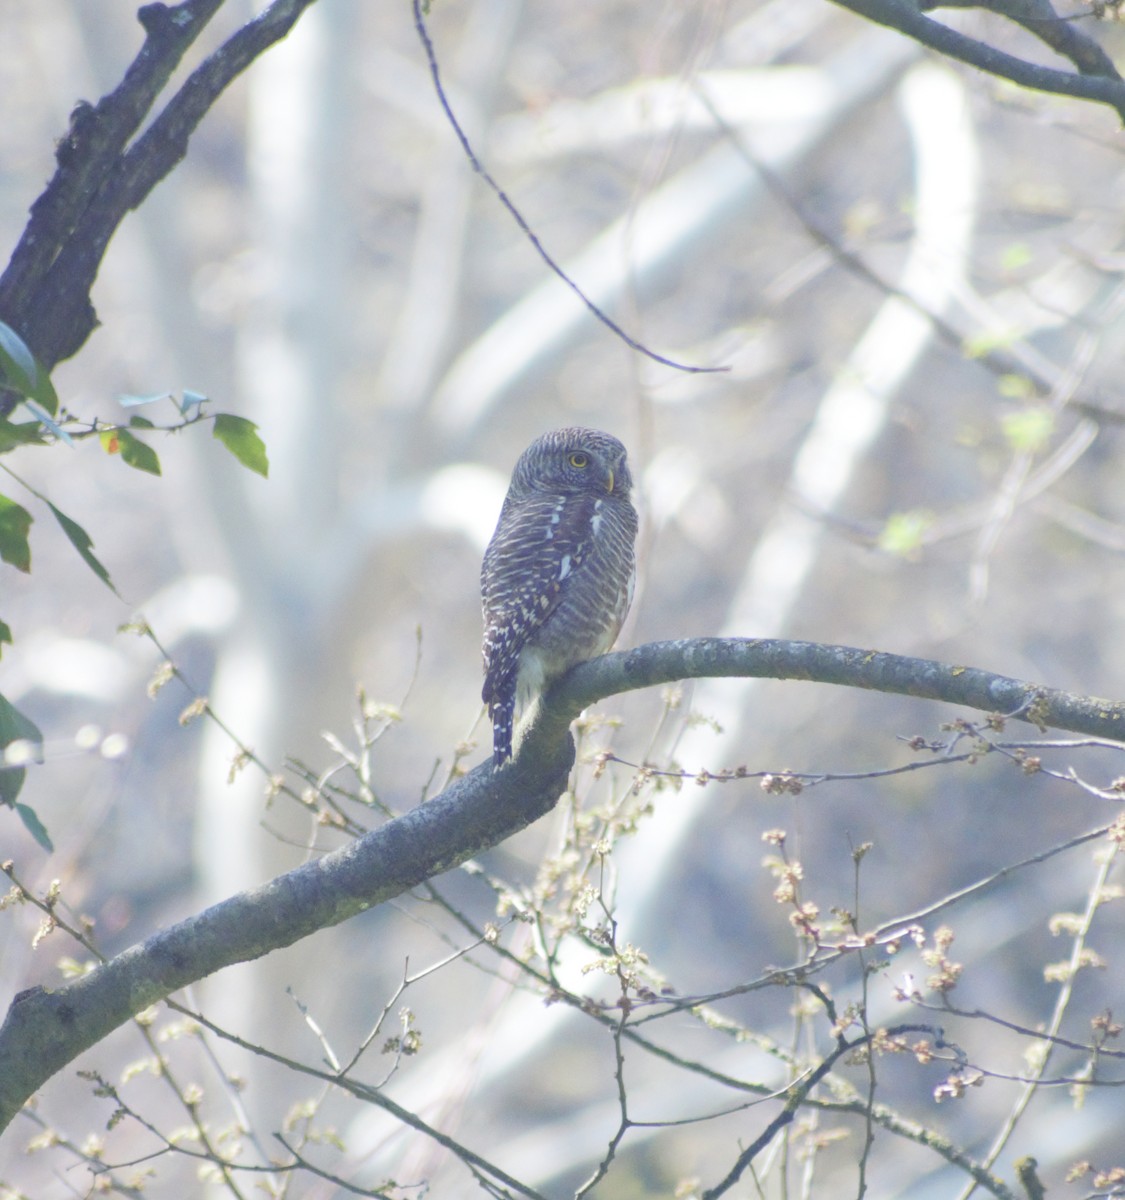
[568,452,589,469]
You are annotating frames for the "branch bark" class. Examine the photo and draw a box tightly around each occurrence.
[544,637,1125,742]
[829,0,1125,124]
[3,635,1124,1130]
[0,0,321,371]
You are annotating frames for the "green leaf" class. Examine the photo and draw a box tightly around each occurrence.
[1,761,26,810]
[0,619,11,651]
[47,502,117,593]
[214,414,268,477]
[100,427,161,475]
[128,415,156,430]
[118,429,161,475]
[0,320,59,415]
[0,324,37,394]
[878,509,933,558]
[997,374,1035,401]
[0,494,32,572]
[0,693,36,747]
[963,327,1021,359]
[15,803,53,851]
[1001,407,1054,454]
[0,692,43,812]
[0,419,47,454]
[1000,242,1033,272]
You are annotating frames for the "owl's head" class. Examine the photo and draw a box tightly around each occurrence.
[512,427,633,498]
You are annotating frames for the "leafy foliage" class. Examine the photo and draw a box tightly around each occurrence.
[0,694,48,849]
[0,495,32,572]
[0,320,59,417]
[0,325,264,820]
[99,426,162,475]
[46,502,116,594]
[213,413,269,477]
[0,420,46,453]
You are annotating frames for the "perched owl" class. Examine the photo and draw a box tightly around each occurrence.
[481,427,638,766]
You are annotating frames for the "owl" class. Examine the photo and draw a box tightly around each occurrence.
[481,427,638,766]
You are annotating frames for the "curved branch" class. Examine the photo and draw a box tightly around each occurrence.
[921,0,1122,81]
[540,637,1125,746]
[2,636,1122,1130]
[829,0,1125,124]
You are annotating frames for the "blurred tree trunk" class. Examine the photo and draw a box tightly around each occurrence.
[192,2,360,1127]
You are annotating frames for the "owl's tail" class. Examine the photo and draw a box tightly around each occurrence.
[488,693,515,766]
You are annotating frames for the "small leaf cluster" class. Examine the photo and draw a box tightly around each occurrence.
[0,320,269,842]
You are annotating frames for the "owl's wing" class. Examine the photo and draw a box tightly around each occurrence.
[481,491,602,704]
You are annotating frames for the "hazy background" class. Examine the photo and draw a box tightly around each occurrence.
[3,0,1125,1195]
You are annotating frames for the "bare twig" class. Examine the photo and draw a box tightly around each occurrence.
[953,838,1122,1199]
[411,0,727,378]
[167,1003,550,1200]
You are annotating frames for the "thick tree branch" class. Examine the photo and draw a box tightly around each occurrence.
[0,0,320,370]
[922,0,1123,80]
[828,0,1125,124]
[0,730,574,1131]
[3,636,1123,1130]
[543,638,1125,743]
[0,0,224,315]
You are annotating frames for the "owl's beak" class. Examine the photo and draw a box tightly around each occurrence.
[606,469,615,494]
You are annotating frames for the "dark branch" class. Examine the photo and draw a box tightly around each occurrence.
[921,0,1122,80]
[0,0,321,370]
[829,0,1125,124]
[0,0,224,319]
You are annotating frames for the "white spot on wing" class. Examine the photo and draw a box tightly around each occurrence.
[559,554,571,580]
[545,500,564,540]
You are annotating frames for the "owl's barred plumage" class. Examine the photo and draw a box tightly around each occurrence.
[481,428,638,766]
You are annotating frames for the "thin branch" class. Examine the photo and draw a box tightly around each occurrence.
[908,994,1125,1061]
[411,0,727,378]
[168,1004,550,1200]
[423,867,1022,1196]
[693,79,1125,425]
[700,1025,947,1199]
[954,840,1121,1200]
[871,821,1115,941]
[611,812,1114,1026]
[15,1107,148,1199]
[273,1135,406,1199]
